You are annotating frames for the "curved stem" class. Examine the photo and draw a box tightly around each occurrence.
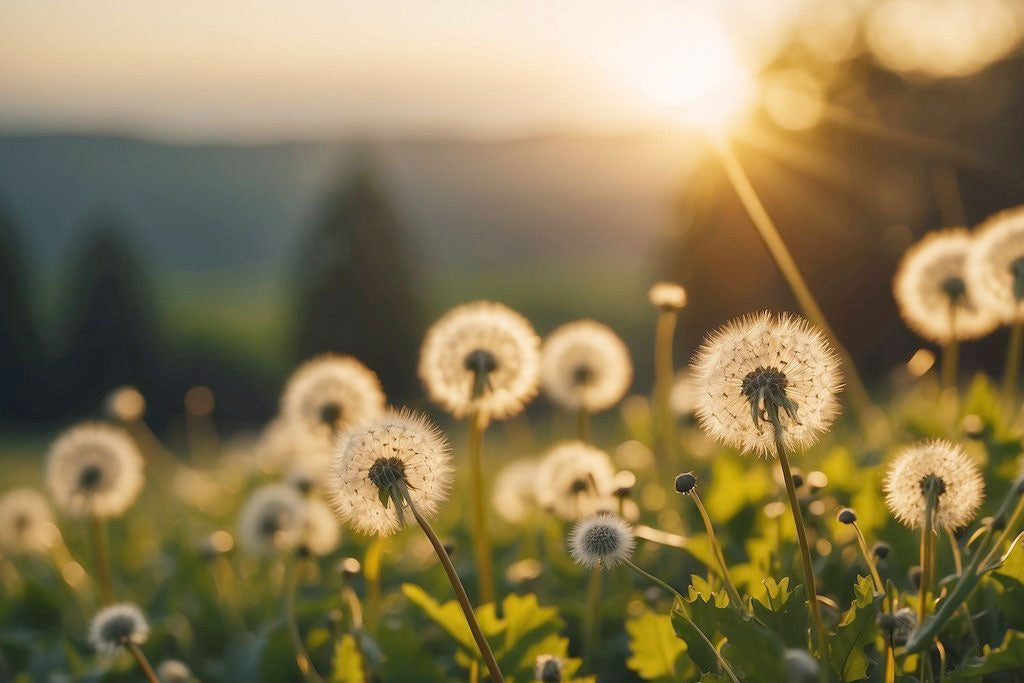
[981,493,1024,569]
[468,412,495,605]
[404,490,505,683]
[1002,321,1023,409]
[124,641,160,683]
[284,558,326,683]
[622,559,741,683]
[851,522,884,597]
[654,309,678,468]
[772,426,828,676]
[88,515,114,605]
[941,340,959,391]
[690,492,745,612]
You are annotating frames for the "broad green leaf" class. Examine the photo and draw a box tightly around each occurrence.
[626,611,686,680]
[716,604,786,683]
[401,583,478,654]
[331,634,365,683]
[828,575,880,681]
[501,592,560,651]
[671,606,719,676]
[947,630,1024,682]
[751,577,809,649]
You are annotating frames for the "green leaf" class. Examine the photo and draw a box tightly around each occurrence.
[947,630,1024,682]
[331,634,366,683]
[751,577,809,649]
[626,611,686,681]
[672,607,720,676]
[716,605,786,683]
[401,583,478,654]
[500,592,560,651]
[828,575,880,682]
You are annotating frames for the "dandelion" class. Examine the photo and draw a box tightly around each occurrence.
[894,229,999,387]
[492,459,539,524]
[299,499,341,557]
[89,603,158,681]
[536,441,616,521]
[534,654,564,682]
[649,283,686,470]
[155,659,194,683]
[418,300,540,420]
[46,422,144,519]
[669,370,697,418]
[648,281,687,310]
[541,320,633,436]
[255,417,304,475]
[238,484,309,555]
[966,206,1024,404]
[281,354,386,445]
[327,409,504,682]
[0,488,58,556]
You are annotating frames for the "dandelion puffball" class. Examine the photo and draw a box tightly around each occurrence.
[299,498,342,556]
[46,422,144,518]
[894,228,999,343]
[534,654,565,683]
[238,483,309,555]
[648,281,687,310]
[281,354,386,444]
[156,659,194,683]
[669,370,697,417]
[0,488,58,555]
[89,602,149,654]
[966,206,1024,323]
[327,410,452,536]
[884,439,984,531]
[569,514,635,568]
[690,312,843,457]
[492,459,540,524]
[537,441,617,520]
[541,320,633,413]
[419,301,540,420]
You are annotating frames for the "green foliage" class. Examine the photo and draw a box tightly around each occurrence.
[331,635,365,683]
[947,630,1024,682]
[626,611,686,681]
[751,577,809,650]
[828,575,880,682]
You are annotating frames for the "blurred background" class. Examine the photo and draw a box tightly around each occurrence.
[1,0,1023,432]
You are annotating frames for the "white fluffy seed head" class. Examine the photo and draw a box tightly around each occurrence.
[46,422,144,518]
[669,370,697,417]
[648,282,687,310]
[327,409,452,536]
[281,354,386,447]
[534,654,565,682]
[0,488,59,555]
[541,320,633,413]
[89,603,149,654]
[492,459,540,524]
[155,659,193,683]
[238,483,309,555]
[569,514,635,568]
[894,228,999,343]
[966,206,1024,323]
[300,498,342,556]
[884,439,984,531]
[690,312,843,457]
[418,301,540,420]
[537,441,617,520]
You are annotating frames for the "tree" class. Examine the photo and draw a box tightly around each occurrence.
[0,206,44,421]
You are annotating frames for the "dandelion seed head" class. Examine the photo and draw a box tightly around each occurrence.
[884,439,984,530]
[690,312,843,457]
[299,498,341,556]
[46,422,144,518]
[669,370,698,417]
[327,409,452,536]
[569,514,635,568]
[537,441,616,520]
[492,459,539,524]
[0,488,58,555]
[89,603,149,654]
[281,354,386,446]
[648,281,687,310]
[534,654,565,682]
[541,320,633,413]
[238,483,309,555]
[879,607,918,646]
[894,229,999,343]
[156,659,193,683]
[966,206,1024,323]
[419,301,540,420]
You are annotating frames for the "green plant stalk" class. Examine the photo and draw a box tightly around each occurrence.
[772,426,828,674]
[941,339,959,391]
[689,491,745,612]
[468,411,495,605]
[980,492,1024,568]
[88,515,114,605]
[654,308,678,467]
[403,488,505,683]
[583,564,602,671]
[125,641,160,683]
[851,521,884,596]
[918,481,939,628]
[284,558,326,683]
[621,558,741,683]
[1003,321,1023,408]
[364,536,385,630]
[577,407,590,443]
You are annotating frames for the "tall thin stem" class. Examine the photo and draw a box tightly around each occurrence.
[919,481,939,626]
[577,407,590,443]
[851,521,884,596]
[583,565,602,671]
[88,515,114,605]
[1003,321,1023,410]
[941,340,959,391]
[285,558,326,683]
[689,492,745,612]
[654,308,679,467]
[715,140,874,424]
[772,426,828,671]
[124,641,160,683]
[622,558,741,683]
[468,411,495,604]
[404,490,505,683]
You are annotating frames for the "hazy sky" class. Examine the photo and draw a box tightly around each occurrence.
[0,0,804,141]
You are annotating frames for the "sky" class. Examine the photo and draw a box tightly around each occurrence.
[0,0,805,141]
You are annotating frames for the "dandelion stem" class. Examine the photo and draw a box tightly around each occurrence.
[1002,321,1023,410]
[851,521,884,596]
[654,308,678,466]
[88,515,114,605]
[364,536,385,630]
[125,641,160,683]
[403,489,505,683]
[583,564,602,671]
[919,480,939,627]
[715,139,874,425]
[468,411,495,604]
[284,557,326,683]
[689,492,745,612]
[577,407,590,443]
[941,340,959,391]
[621,558,741,683]
[771,426,828,674]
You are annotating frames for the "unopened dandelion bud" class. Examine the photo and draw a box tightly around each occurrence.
[908,566,922,590]
[871,541,891,560]
[791,469,805,489]
[534,654,564,683]
[837,508,857,525]
[674,472,697,495]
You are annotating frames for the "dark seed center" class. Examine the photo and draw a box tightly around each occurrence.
[13,514,29,533]
[259,516,280,537]
[464,349,498,374]
[741,366,788,398]
[582,525,620,555]
[78,465,103,491]
[919,474,947,498]
[539,659,562,682]
[319,401,343,429]
[571,363,595,387]
[941,276,966,304]
[368,457,406,489]
[1011,257,1024,301]
[569,477,590,494]
[99,615,137,645]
